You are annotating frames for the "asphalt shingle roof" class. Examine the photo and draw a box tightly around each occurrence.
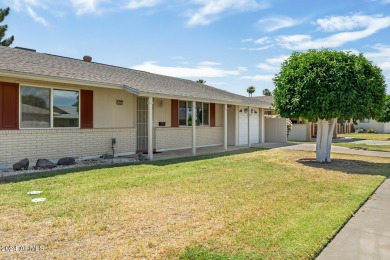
[253,96,274,109]
[0,47,270,107]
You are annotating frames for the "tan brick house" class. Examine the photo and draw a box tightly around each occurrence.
[0,47,286,165]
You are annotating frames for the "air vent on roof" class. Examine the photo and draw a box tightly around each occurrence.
[14,47,36,52]
[83,55,92,62]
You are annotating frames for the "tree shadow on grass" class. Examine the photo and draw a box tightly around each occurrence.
[297,158,390,177]
[0,148,262,184]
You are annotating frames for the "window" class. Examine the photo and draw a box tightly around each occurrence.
[178,101,209,126]
[187,101,193,126]
[53,89,79,127]
[202,103,209,125]
[179,101,187,126]
[21,86,80,128]
[21,86,51,128]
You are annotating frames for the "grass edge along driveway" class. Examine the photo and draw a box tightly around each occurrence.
[1,148,389,259]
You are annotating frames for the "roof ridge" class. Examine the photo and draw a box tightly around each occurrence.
[0,46,271,107]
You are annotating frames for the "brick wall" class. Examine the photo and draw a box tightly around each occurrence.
[155,127,224,150]
[0,128,136,164]
[197,127,224,146]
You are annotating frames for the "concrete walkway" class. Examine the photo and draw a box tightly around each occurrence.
[317,177,390,259]
[253,142,390,158]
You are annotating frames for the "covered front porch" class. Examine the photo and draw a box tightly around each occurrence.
[137,97,271,160]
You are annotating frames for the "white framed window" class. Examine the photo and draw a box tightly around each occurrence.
[20,86,80,129]
[178,101,209,126]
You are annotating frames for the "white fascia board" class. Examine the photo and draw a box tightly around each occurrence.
[136,91,269,108]
[0,70,124,90]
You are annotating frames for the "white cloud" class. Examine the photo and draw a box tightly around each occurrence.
[237,66,247,71]
[256,16,301,32]
[254,36,270,44]
[71,0,102,15]
[241,74,274,81]
[277,14,390,50]
[126,0,160,9]
[131,61,240,77]
[264,55,289,66]
[241,54,289,83]
[26,6,48,25]
[316,15,375,32]
[241,38,254,43]
[255,55,288,73]
[187,0,269,26]
[241,44,274,51]
[256,63,278,72]
[7,0,161,17]
[365,45,390,82]
[199,61,221,66]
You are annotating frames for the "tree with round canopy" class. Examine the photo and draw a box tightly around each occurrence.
[273,49,386,162]
[377,95,390,123]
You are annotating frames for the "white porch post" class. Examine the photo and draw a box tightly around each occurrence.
[248,106,251,148]
[260,108,265,143]
[224,104,228,150]
[192,101,196,155]
[148,97,153,160]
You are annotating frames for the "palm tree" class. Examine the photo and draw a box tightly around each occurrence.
[247,86,255,97]
[262,88,272,96]
[196,79,206,84]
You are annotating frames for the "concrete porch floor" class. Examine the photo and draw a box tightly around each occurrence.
[152,145,251,161]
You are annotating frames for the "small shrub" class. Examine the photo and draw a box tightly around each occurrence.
[367,129,376,133]
[356,128,366,133]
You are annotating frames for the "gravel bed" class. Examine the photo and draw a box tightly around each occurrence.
[0,155,140,179]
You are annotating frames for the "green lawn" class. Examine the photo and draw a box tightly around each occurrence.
[333,143,390,152]
[338,133,390,141]
[1,149,389,259]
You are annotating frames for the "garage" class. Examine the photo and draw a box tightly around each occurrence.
[239,107,260,145]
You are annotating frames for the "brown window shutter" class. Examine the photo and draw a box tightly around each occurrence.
[81,90,93,128]
[171,99,179,127]
[0,82,19,130]
[210,103,215,127]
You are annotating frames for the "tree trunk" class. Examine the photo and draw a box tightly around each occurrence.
[316,118,337,162]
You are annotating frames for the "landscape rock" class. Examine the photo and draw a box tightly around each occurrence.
[100,154,114,159]
[34,159,56,170]
[57,157,76,166]
[137,153,148,161]
[13,158,29,171]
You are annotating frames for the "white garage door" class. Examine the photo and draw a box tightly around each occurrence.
[251,108,260,144]
[239,107,260,145]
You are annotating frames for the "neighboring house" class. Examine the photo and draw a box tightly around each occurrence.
[355,119,390,133]
[254,96,311,142]
[0,47,287,165]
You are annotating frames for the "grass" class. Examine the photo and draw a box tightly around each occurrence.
[1,149,389,259]
[333,143,390,152]
[338,133,390,141]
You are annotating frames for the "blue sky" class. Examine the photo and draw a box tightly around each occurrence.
[3,0,390,96]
